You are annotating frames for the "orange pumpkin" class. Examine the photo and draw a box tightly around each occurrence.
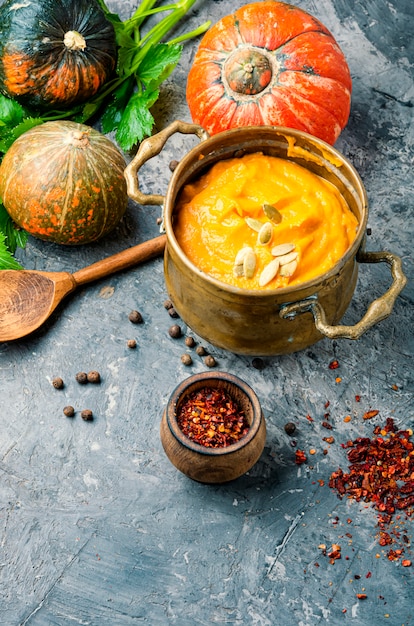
[186,1,352,144]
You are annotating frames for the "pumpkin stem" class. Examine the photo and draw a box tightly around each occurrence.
[224,48,275,96]
[70,130,90,147]
[64,30,87,52]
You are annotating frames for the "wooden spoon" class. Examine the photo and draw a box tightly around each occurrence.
[0,234,166,342]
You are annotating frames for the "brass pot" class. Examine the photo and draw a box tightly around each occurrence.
[125,121,406,356]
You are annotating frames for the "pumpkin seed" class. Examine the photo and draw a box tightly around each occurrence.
[259,258,280,287]
[271,243,296,257]
[278,251,298,266]
[263,203,282,224]
[279,259,298,277]
[234,246,253,265]
[233,263,245,277]
[245,217,263,232]
[243,249,257,278]
[257,222,273,245]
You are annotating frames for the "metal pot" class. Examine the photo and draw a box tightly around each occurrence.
[125,121,406,356]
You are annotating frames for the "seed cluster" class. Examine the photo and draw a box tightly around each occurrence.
[164,299,217,369]
[233,203,299,284]
[52,370,102,421]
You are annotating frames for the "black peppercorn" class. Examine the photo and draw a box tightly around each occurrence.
[185,336,196,348]
[52,377,64,389]
[127,339,137,349]
[181,354,193,366]
[284,422,297,436]
[163,299,173,310]
[129,310,143,324]
[63,406,75,418]
[169,159,179,172]
[81,409,93,421]
[204,355,217,368]
[87,370,101,384]
[168,324,182,339]
[252,357,265,370]
[168,307,179,318]
[196,346,207,356]
[75,372,88,384]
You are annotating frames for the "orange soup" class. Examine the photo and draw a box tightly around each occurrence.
[173,153,359,289]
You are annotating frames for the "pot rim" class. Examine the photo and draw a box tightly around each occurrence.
[164,125,368,298]
[165,371,264,456]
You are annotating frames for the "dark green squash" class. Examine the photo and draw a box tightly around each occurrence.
[0,121,128,245]
[0,0,117,111]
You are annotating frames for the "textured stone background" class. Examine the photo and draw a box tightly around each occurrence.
[0,1,413,624]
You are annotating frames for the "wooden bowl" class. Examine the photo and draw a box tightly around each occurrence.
[160,371,266,483]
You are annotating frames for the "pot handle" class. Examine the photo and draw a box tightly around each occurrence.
[279,248,407,340]
[124,120,209,206]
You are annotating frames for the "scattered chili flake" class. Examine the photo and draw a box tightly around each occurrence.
[363,409,379,420]
[322,421,333,430]
[323,436,335,444]
[306,414,314,423]
[329,417,414,555]
[295,449,307,465]
[328,544,341,564]
[329,359,340,370]
[356,594,367,600]
[335,377,342,384]
[402,559,411,567]
[176,386,250,448]
[343,415,352,423]
[355,395,361,402]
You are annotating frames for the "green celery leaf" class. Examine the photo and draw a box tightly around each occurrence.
[115,88,159,151]
[138,43,183,88]
[117,44,143,77]
[0,117,44,154]
[0,231,24,270]
[0,94,24,126]
[101,78,135,134]
[94,0,123,25]
[0,204,28,254]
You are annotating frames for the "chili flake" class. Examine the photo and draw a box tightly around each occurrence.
[329,417,414,556]
[295,449,307,465]
[176,386,250,448]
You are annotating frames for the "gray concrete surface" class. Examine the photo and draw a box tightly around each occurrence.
[0,0,413,624]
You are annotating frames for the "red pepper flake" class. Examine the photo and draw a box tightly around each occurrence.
[176,386,250,448]
[322,421,333,430]
[328,544,341,564]
[329,359,340,370]
[366,571,372,578]
[355,395,361,402]
[295,449,307,465]
[402,559,411,567]
[306,414,314,423]
[356,594,367,600]
[329,417,414,555]
[363,409,380,420]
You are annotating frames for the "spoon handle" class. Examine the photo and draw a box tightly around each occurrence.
[72,235,166,286]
